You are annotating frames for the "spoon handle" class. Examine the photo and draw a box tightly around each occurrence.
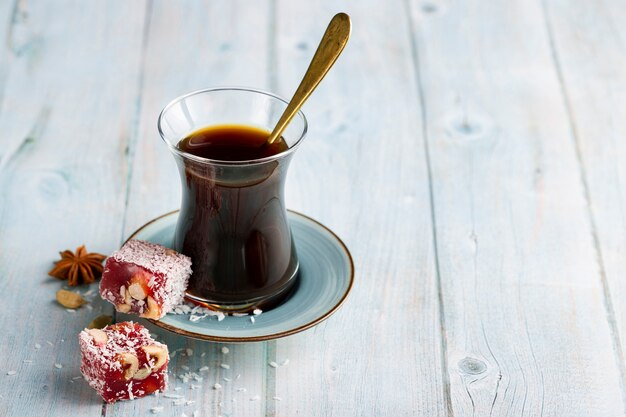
[266,13,351,145]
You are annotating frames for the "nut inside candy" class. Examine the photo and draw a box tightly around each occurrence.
[117,303,131,313]
[118,352,139,380]
[128,282,147,300]
[141,296,160,319]
[86,328,108,346]
[133,366,152,380]
[142,345,167,370]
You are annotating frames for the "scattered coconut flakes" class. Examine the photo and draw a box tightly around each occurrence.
[54,364,62,369]
[221,346,229,354]
[191,384,202,390]
[164,394,184,399]
[186,348,193,356]
[199,366,209,372]
[46,341,54,347]
[174,387,182,391]
[171,351,177,358]
[250,395,260,401]
[250,316,255,324]
[128,381,134,400]
[223,377,231,382]
[268,361,278,368]
[181,413,189,417]
[34,343,41,349]
[72,376,82,380]
[281,359,290,366]
[173,398,186,405]
[253,309,262,315]
[193,375,203,382]
[201,352,206,357]
[213,383,222,390]
[181,365,190,371]
[66,308,77,313]
[220,364,230,369]
[23,360,32,364]
[236,374,241,380]
[86,304,93,311]
[237,387,247,392]
[273,396,282,401]
[231,313,247,317]
[171,302,226,322]
[6,371,16,376]
[150,406,164,414]
[186,401,195,405]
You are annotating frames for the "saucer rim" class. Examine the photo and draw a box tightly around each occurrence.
[126,209,355,343]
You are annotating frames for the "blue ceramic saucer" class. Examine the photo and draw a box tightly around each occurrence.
[127,210,354,342]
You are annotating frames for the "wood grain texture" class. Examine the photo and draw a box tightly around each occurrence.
[0,0,18,104]
[109,1,274,416]
[542,0,626,402]
[0,1,147,415]
[407,0,625,415]
[273,1,446,416]
[2,0,626,415]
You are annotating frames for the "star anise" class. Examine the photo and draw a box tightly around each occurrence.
[49,245,107,286]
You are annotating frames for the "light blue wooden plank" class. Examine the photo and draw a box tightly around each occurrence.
[0,0,18,105]
[108,2,273,416]
[273,1,446,416]
[407,0,624,415]
[543,0,626,406]
[0,1,147,415]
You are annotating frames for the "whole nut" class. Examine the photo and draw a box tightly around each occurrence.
[56,289,87,309]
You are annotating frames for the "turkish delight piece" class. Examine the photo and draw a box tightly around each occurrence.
[99,239,192,319]
[79,321,169,403]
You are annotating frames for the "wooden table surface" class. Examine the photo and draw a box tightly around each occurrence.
[2,0,626,416]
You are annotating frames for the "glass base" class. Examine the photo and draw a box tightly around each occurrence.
[184,267,299,313]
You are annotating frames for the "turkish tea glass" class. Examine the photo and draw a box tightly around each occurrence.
[158,87,307,312]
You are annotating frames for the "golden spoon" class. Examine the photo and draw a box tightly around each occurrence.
[265,12,352,145]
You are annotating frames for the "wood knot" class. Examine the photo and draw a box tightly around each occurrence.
[421,2,437,13]
[454,119,482,136]
[444,113,492,142]
[458,357,487,375]
[37,170,70,200]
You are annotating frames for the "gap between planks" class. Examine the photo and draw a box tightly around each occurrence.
[540,0,626,411]
[403,0,454,415]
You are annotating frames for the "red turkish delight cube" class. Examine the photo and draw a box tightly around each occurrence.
[100,239,192,319]
[79,321,169,403]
